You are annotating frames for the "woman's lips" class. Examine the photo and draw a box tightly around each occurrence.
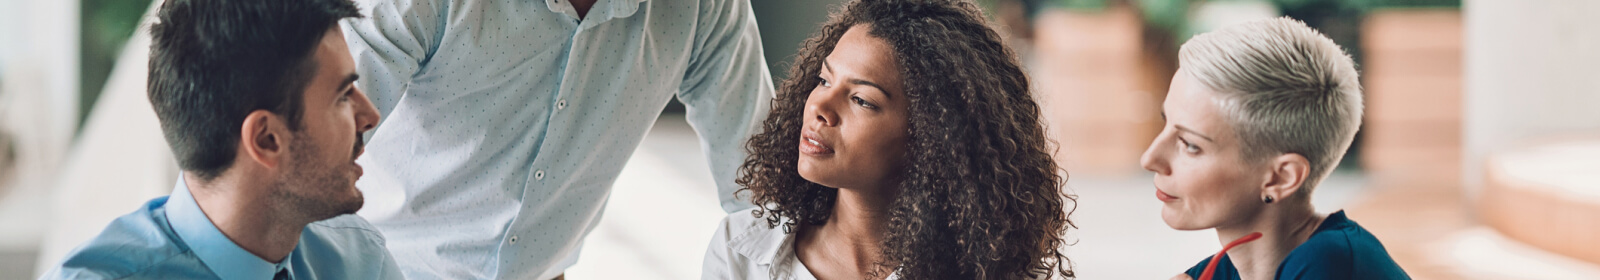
[1155,188,1178,202]
[799,130,834,156]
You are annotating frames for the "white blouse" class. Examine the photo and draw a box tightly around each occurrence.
[701,208,899,280]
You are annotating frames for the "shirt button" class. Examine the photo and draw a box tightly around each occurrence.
[535,170,545,180]
[556,100,567,110]
[509,235,519,244]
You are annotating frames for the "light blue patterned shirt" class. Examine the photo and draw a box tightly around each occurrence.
[39,179,403,280]
[340,0,772,278]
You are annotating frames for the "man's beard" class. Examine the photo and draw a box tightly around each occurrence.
[270,132,363,222]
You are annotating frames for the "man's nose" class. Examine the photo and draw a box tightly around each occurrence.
[352,87,380,132]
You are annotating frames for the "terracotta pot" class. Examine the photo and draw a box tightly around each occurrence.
[1032,5,1168,177]
[1359,9,1463,186]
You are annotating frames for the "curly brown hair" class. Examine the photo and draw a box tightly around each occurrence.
[734,0,1076,279]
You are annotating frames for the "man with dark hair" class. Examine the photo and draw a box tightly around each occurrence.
[38,0,401,279]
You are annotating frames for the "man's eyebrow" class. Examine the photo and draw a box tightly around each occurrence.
[1174,125,1214,142]
[337,73,360,93]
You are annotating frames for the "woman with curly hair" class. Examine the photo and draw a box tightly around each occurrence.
[700,0,1074,279]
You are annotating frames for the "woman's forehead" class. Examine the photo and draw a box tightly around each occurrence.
[1165,72,1236,142]
[824,26,902,89]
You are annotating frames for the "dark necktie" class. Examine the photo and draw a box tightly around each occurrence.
[273,268,291,280]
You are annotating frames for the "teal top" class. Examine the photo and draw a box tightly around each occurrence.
[1184,211,1410,280]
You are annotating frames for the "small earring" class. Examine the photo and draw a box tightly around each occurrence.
[1264,196,1275,204]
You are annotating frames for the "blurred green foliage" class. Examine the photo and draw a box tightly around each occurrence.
[1279,0,1460,10]
[1050,0,1460,10]
[1135,0,1190,38]
[1048,0,1459,25]
[80,0,155,132]
[975,0,1003,18]
[1044,0,1457,44]
[1344,0,1461,9]
[1055,0,1111,10]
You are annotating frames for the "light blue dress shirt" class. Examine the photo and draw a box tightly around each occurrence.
[340,0,772,279]
[39,179,403,280]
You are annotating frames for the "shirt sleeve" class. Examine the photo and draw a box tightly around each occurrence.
[675,0,774,213]
[342,0,447,130]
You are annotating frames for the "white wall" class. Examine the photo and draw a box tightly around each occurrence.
[29,1,178,276]
[1462,0,1600,197]
[0,0,79,259]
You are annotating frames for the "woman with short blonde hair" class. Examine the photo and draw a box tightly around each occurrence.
[1142,17,1410,280]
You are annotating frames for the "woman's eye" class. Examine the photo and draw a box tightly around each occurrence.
[818,76,832,87]
[851,96,878,110]
[1178,138,1200,154]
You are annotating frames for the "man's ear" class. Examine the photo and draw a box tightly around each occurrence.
[240,110,288,170]
[1262,153,1310,202]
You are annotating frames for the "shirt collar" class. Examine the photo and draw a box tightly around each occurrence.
[545,0,647,22]
[727,217,789,266]
[1315,210,1350,233]
[608,0,646,18]
[726,218,901,280]
[167,178,293,280]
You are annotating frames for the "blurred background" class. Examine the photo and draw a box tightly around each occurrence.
[1,0,1598,279]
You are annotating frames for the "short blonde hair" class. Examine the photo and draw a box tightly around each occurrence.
[1179,16,1363,194]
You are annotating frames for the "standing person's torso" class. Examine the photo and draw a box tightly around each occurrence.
[343,0,761,279]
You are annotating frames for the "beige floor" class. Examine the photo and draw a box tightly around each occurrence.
[1346,169,1600,280]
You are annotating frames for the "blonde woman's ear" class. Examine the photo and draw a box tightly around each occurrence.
[1263,153,1310,201]
[1171,273,1194,280]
